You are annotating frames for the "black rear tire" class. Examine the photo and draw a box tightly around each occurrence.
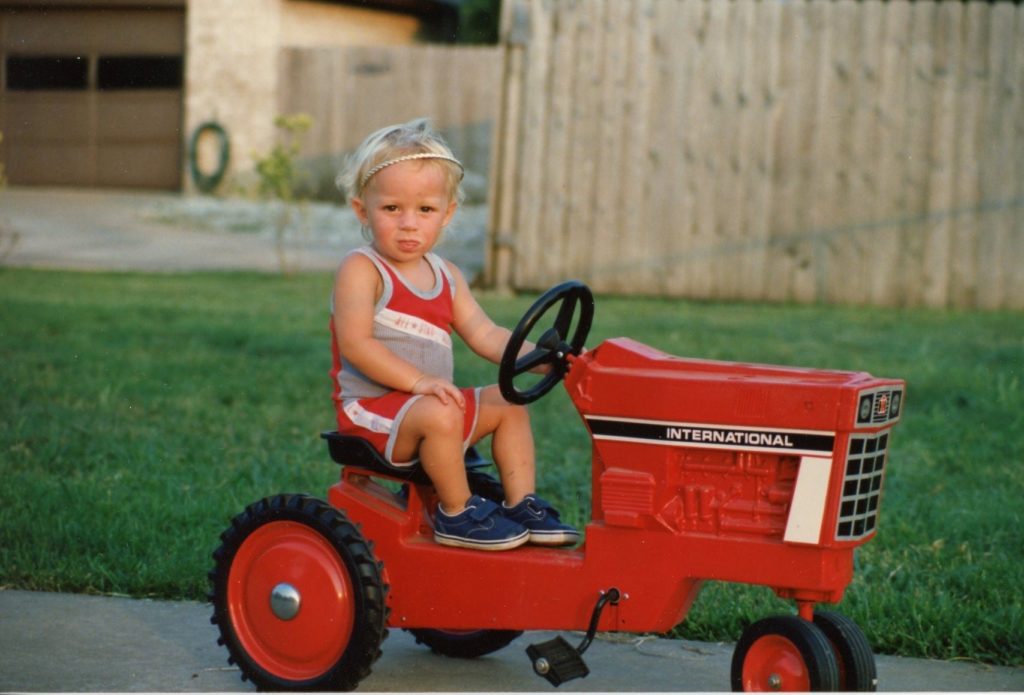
[408,627,523,658]
[405,469,521,658]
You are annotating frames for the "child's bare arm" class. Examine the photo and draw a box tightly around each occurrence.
[449,262,549,372]
[334,254,464,406]
[449,263,512,364]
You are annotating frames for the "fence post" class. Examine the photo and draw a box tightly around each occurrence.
[485,0,530,293]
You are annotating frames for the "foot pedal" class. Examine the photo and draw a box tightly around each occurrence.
[525,588,620,687]
[527,636,589,686]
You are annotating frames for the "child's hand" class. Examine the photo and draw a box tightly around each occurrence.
[411,374,466,409]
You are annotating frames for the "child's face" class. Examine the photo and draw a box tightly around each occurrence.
[351,160,457,267]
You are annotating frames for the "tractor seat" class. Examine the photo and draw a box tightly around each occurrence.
[320,431,494,487]
[321,431,432,484]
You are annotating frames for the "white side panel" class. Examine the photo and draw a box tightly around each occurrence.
[784,455,833,544]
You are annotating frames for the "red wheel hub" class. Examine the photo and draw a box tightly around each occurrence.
[227,521,355,680]
[741,634,812,691]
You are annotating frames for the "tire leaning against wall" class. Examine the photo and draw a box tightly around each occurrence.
[188,121,231,193]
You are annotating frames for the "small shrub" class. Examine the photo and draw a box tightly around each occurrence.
[0,130,21,264]
[250,114,314,274]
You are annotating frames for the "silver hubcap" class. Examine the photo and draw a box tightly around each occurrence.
[269,582,301,620]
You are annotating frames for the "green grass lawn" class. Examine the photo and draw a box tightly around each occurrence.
[1,267,1021,666]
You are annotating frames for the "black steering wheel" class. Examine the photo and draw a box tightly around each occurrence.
[498,281,594,405]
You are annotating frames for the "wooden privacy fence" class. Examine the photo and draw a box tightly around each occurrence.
[278,44,501,188]
[487,0,1024,309]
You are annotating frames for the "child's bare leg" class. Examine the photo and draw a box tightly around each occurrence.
[473,385,579,546]
[471,385,536,505]
[391,397,471,514]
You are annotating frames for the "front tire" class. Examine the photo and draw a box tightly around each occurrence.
[813,611,877,691]
[731,615,840,691]
[210,494,387,691]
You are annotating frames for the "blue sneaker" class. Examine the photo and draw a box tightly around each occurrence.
[503,495,580,546]
[434,495,530,551]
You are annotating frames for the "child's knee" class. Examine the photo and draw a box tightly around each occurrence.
[418,398,465,437]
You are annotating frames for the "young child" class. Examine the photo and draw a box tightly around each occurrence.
[331,119,579,551]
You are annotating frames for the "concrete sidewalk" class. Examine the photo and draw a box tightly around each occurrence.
[2,590,1023,692]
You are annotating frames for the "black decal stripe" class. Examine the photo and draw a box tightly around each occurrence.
[588,418,669,441]
[586,418,835,454]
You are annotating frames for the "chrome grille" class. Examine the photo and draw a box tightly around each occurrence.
[835,431,889,540]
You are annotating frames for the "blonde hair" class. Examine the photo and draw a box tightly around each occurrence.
[336,118,465,205]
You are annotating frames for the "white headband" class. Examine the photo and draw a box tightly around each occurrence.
[360,153,464,189]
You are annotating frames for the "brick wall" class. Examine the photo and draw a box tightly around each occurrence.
[183,0,422,193]
[184,0,280,192]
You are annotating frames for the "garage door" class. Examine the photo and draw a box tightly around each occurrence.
[0,7,184,189]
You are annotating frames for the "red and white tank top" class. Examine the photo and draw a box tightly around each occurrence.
[330,247,456,404]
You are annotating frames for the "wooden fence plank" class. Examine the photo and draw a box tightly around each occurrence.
[563,0,602,280]
[821,0,857,305]
[1012,5,1024,310]
[487,0,527,290]
[808,0,837,304]
[845,0,884,305]
[897,2,936,307]
[590,0,632,292]
[740,0,781,302]
[621,0,656,293]
[513,0,554,288]
[658,0,700,297]
[589,0,622,289]
[978,2,1018,309]
[865,0,910,306]
[730,0,754,299]
[689,0,724,299]
[538,0,577,286]
[949,2,988,308]
[706,0,737,300]
[791,1,827,304]
[763,1,798,303]
[920,1,961,308]
[721,0,749,299]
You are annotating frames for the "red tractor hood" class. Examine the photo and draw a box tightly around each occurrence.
[565,337,903,433]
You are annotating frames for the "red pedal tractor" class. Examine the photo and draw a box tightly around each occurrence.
[210,281,905,691]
